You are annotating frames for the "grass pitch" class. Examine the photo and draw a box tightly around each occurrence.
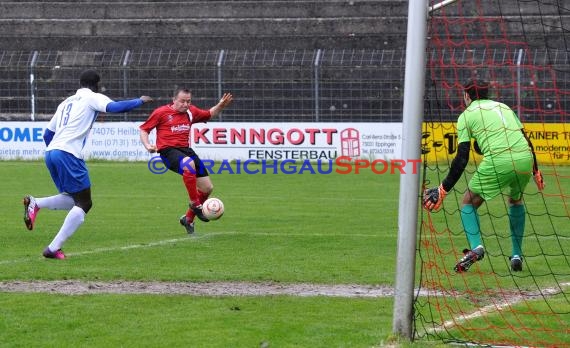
[1,161,566,347]
[0,161,405,348]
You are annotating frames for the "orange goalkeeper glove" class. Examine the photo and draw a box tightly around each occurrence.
[423,184,447,211]
[533,169,545,191]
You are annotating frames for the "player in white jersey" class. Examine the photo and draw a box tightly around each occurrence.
[22,70,153,259]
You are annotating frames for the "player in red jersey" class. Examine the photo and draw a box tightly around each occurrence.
[139,87,233,234]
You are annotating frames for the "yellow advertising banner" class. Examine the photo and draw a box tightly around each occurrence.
[422,122,570,165]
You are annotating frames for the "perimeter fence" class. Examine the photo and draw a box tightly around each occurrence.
[0,49,567,122]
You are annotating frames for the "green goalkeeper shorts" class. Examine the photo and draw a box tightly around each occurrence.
[468,154,533,201]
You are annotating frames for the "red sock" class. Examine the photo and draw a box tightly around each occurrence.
[182,170,200,206]
[186,191,209,223]
[198,191,210,204]
[185,207,195,222]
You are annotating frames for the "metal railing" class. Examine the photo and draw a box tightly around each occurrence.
[0,49,567,122]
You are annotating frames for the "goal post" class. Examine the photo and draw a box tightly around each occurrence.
[392,0,429,339]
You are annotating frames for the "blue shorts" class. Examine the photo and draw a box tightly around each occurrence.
[45,150,91,194]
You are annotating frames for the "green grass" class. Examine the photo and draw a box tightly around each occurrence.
[1,161,393,284]
[0,161,407,348]
[0,294,393,348]
[1,161,568,347]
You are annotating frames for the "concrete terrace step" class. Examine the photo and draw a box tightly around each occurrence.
[0,1,409,50]
[0,15,561,38]
[0,1,565,51]
[0,35,401,51]
[0,17,408,36]
[0,0,564,19]
[0,1,407,19]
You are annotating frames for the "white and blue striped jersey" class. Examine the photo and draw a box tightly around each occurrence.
[46,88,112,159]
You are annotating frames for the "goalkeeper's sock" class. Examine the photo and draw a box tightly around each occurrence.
[509,204,526,257]
[461,204,482,250]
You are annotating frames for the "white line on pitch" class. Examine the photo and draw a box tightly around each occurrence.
[426,282,570,335]
[68,232,236,257]
[0,230,380,265]
[0,231,237,265]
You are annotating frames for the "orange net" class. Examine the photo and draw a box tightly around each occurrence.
[417,0,570,346]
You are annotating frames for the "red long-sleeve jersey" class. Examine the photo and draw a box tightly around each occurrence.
[139,104,211,151]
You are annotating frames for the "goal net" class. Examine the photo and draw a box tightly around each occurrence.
[417,0,570,346]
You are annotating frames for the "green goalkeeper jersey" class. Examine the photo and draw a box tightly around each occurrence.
[457,99,531,160]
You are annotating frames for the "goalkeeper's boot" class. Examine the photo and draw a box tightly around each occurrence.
[454,245,485,273]
[23,195,40,231]
[190,203,210,222]
[179,215,195,235]
[42,247,65,260]
[510,255,523,272]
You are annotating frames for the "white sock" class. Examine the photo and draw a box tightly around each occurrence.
[48,206,86,251]
[36,194,75,210]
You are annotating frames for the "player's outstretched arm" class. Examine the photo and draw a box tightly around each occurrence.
[106,96,153,113]
[209,93,233,118]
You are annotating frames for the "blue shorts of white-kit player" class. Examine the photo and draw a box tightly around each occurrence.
[45,149,91,194]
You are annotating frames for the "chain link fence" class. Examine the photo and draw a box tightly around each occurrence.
[0,49,567,122]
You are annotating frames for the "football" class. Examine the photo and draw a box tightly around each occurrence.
[202,197,224,220]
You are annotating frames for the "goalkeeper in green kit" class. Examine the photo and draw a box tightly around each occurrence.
[423,79,545,273]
